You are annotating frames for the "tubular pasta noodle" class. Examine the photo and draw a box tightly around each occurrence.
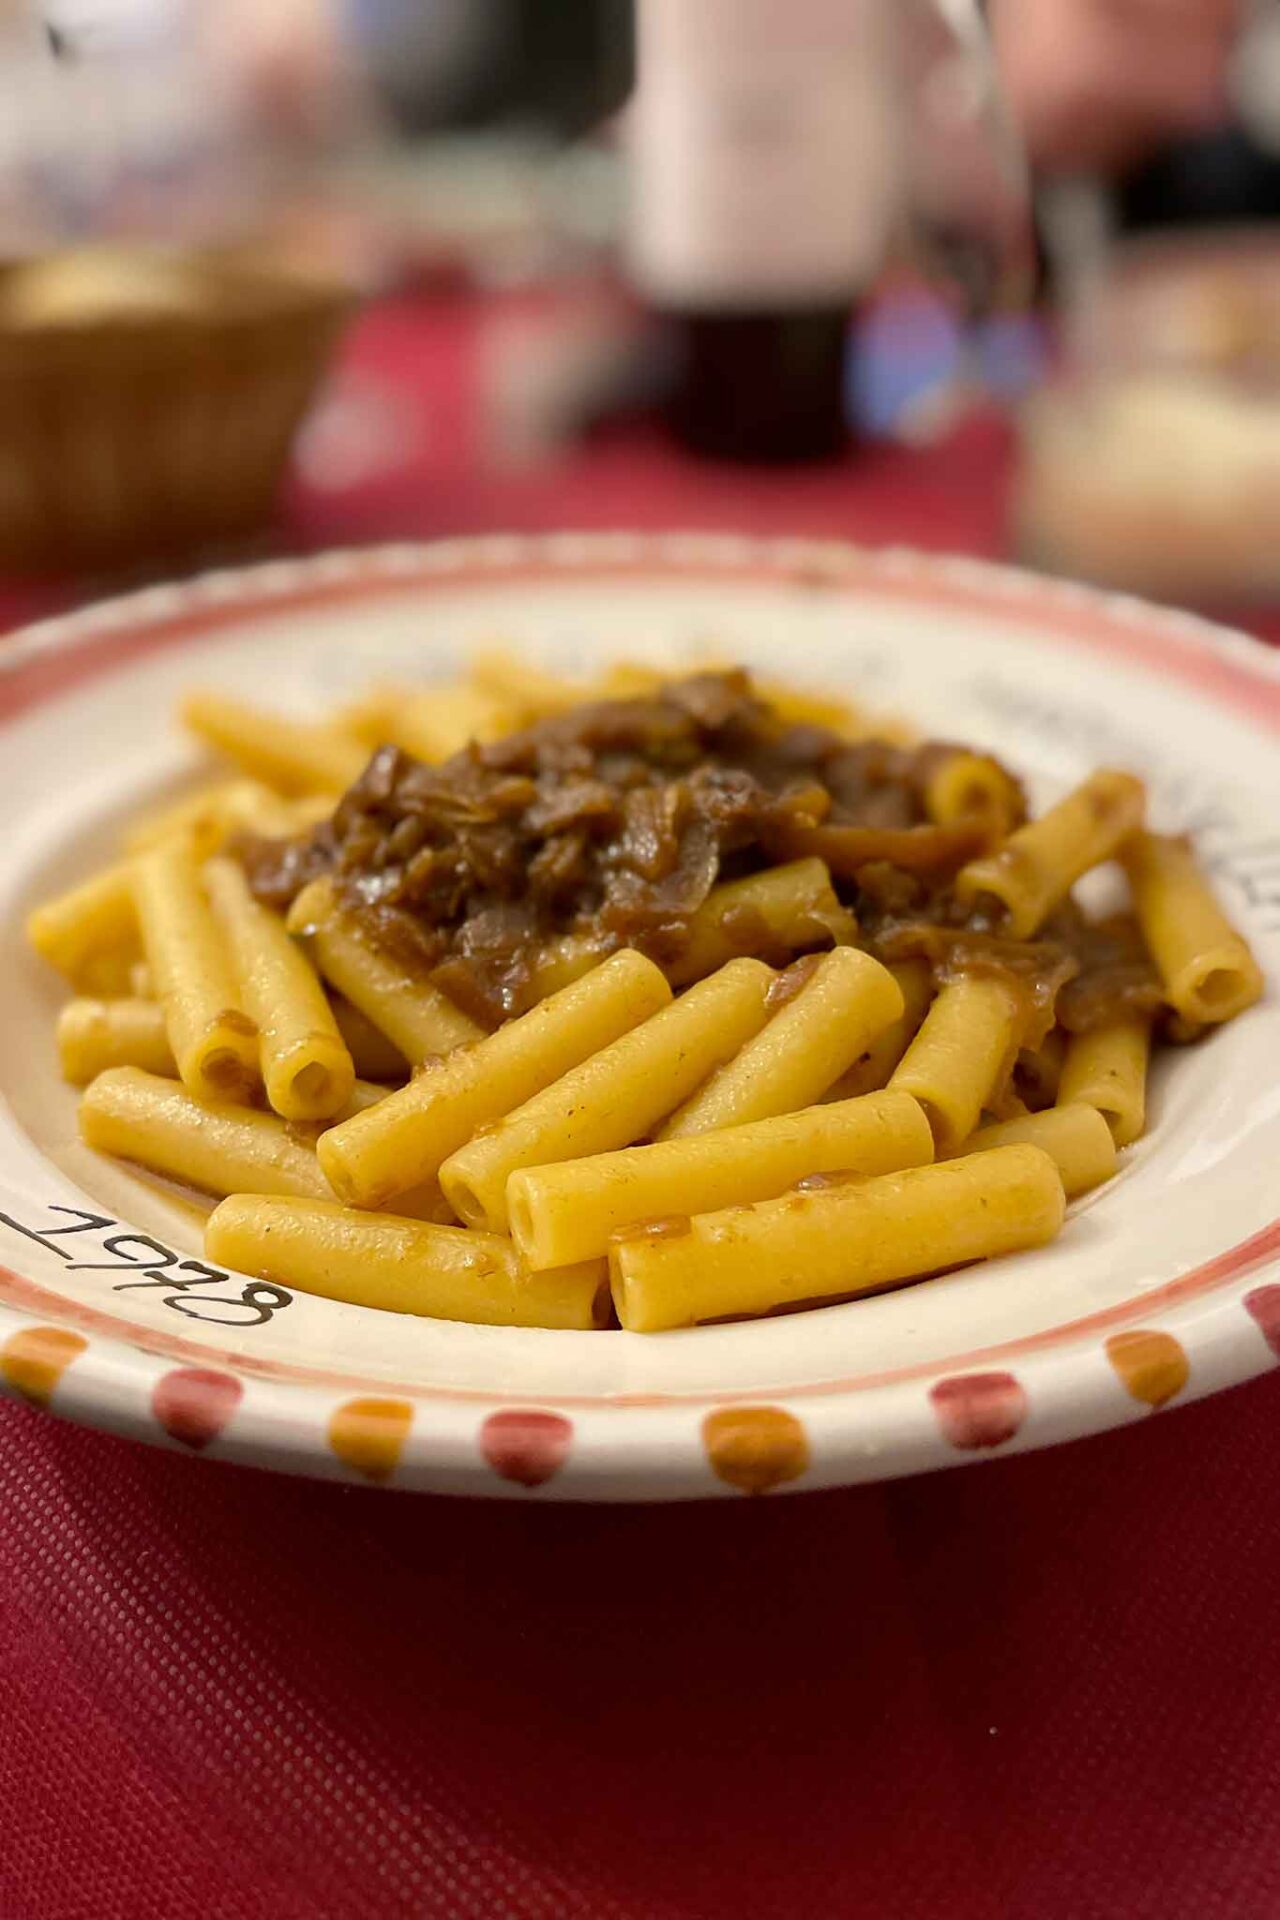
[319,949,671,1209]
[667,858,857,986]
[123,780,318,860]
[345,683,522,762]
[80,1067,332,1201]
[440,959,775,1235]
[953,1103,1117,1196]
[610,1144,1066,1332]
[658,948,904,1139]
[823,959,933,1102]
[923,750,1022,836]
[181,690,367,796]
[1122,831,1264,1026]
[1057,1016,1152,1148]
[58,997,175,1085]
[132,839,259,1103]
[205,856,354,1122]
[26,862,140,994]
[507,1088,934,1269]
[205,1195,609,1330]
[956,769,1146,938]
[287,878,483,1064]
[890,974,1024,1152]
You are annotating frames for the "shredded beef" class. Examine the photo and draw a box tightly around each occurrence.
[239,667,1149,1033]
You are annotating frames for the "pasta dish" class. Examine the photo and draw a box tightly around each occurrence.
[26,656,1264,1334]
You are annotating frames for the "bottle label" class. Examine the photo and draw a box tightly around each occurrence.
[628,0,902,308]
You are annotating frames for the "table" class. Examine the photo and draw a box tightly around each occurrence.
[4,292,1279,1920]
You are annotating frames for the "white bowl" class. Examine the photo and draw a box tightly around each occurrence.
[0,534,1277,1499]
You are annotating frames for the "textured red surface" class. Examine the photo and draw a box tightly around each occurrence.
[4,1377,1280,1920]
[4,292,1280,1916]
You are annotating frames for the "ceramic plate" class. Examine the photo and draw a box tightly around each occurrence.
[1,534,1278,1499]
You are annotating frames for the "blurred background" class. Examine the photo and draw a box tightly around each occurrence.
[2,0,1280,624]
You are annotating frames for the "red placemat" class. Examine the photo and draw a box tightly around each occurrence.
[4,291,1280,1918]
[4,1376,1280,1920]
[280,293,1018,559]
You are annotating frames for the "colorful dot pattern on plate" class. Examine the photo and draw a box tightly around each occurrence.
[328,1398,414,1483]
[929,1372,1028,1450]
[0,536,1277,1498]
[152,1368,243,1449]
[1105,1331,1190,1409]
[0,1325,87,1409]
[702,1407,811,1493]
[479,1409,573,1488]
[1244,1285,1280,1359]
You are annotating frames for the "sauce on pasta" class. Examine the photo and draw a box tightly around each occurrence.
[239,669,1158,1041]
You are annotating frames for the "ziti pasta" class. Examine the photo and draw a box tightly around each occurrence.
[609,1144,1067,1333]
[27,661,1263,1334]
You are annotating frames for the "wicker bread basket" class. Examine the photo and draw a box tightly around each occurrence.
[0,247,352,570]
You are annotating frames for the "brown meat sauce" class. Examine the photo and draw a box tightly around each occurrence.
[240,668,1158,1034]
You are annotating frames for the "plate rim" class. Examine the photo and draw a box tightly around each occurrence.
[1,530,1277,1500]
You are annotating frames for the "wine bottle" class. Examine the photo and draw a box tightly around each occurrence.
[627,0,899,462]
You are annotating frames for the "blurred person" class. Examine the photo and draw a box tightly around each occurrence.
[38,0,1261,215]
[41,0,365,140]
[991,0,1280,232]
[44,0,632,144]
[347,0,632,139]
[991,0,1239,175]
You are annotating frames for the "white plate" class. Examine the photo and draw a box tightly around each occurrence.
[1,535,1278,1499]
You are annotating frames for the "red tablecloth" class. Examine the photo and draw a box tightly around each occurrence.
[4,294,1280,1920]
